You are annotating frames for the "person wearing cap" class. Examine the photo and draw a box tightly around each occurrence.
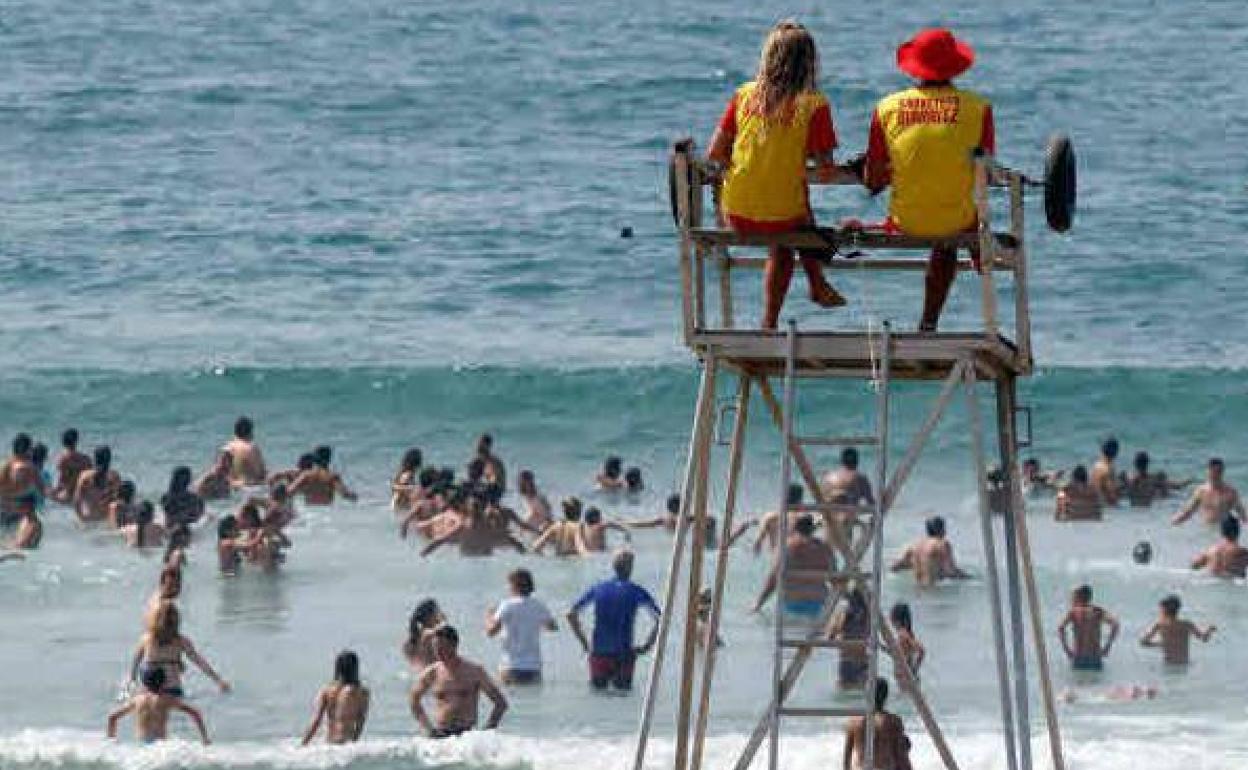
[863,28,996,332]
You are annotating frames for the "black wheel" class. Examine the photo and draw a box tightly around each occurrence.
[1044,134,1077,232]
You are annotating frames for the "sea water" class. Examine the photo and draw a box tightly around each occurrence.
[0,1,1246,769]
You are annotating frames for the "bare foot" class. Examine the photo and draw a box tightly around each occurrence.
[810,284,847,309]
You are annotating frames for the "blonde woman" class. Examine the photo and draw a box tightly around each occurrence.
[129,601,230,697]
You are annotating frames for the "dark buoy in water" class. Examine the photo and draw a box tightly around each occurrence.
[1133,541,1153,565]
[620,226,634,239]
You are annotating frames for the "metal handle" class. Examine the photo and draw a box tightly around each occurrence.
[716,402,738,446]
[1015,405,1033,449]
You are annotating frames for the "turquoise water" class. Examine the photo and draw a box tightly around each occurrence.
[1,0,1247,768]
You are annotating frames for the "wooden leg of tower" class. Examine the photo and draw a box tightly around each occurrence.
[633,355,718,770]
[964,369,1020,770]
[995,377,1033,770]
[691,375,752,770]
[998,377,1067,770]
[673,356,719,770]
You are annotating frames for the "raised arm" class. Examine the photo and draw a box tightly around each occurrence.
[181,638,230,692]
[1139,622,1161,647]
[300,689,328,746]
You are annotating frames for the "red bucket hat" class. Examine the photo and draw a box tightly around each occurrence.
[896,28,975,81]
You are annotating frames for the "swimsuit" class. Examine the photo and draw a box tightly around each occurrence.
[1072,655,1103,671]
[838,659,870,687]
[589,653,636,690]
[430,725,470,739]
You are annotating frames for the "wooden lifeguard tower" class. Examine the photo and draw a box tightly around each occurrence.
[631,138,1077,770]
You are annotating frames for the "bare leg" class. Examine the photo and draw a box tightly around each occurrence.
[762,246,796,330]
[920,246,959,331]
[799,255,846,309]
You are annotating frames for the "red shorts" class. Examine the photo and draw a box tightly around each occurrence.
[589,653,636,690]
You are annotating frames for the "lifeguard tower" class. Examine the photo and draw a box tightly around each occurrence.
[631,137,1077,770]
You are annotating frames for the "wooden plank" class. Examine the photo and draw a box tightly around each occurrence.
[691,227,1016,252]
[973,156,1000,336]
[724,255,1015,272]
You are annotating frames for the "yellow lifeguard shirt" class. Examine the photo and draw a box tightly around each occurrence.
[866,85,995,237]
[718,82,837,226]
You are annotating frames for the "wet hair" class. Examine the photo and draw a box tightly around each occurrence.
[401,448,423,473]
[1070,465,1089,484]
[612,548,635,580]
[793,514,816,537]
[314,445,332,468]
[234,417,254,440]
[509,568,535,596]
[141,665,167,693]
[157,565,181,600]
[218,514,239,540]
[751,21,819,120]
[413,599,441,631]
[1210,457,1225,471]
[841,447,859,470]
[603,456,622,478]
[889,602,913,632]
[466,457,486,482]
[434,624,459,648]
[168,466,192,495]
[1132,541,1153,565]
[239,502,261,529]
[786,483,804,506]
[1221,515,1241,541]
[1101,437,1119,459]
[418,467,440,488]
[625,467,644,491]
[1160,594,1181,617]
[149,601,181,645]
[62,428,79,449]
[12,433,32,456]
[1134,451,1150,473]
[872,677,889,711]
[31,443,48,468]
[925,516,946,538]
[292,453,312,471]
[584,507,603,525]
[334,650,361,686]
[476,434,493,454]
[93,446,112,474]
[666,493,681,515]
[1074,584,1093,603]
[118,480,137,504]
[562,497,583,522]
[517,469,536,491]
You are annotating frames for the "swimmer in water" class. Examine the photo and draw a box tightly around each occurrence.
[421,494,525,557]
[161,466,205,527]
[1123,451,1191,508]
[1172,457,1246,526]
[301,650,370,745]
[391,447,424,513]
[130,601,230,696]
[0,434,44,526]
[107,666,210,745]
[842,678,913,770]
[891,516,971,585]
[485,569,558,684]
[753,514,835,616]
[829,585,871,689]
[1057,584,1120,671]
[222,416,267,487]
[195,451,234,502]
[580,507,632,552]
[107,480,139,529]
[516,470,553,531]
[403,599,446,671]
[163,525,191,571]
[1021,458,1063,497]
[409,625,508,737]
[596,456,625,492]
[288,445,358,505]
[1091,436,1123,506]
[216,515,244,575]
[474,434,507,493]
[1055,466,1103,521]
[624,466,645,497]
[821,448,875,509]
[73,446,121,523]
[1190,515,1248,578]
[889,602,924,686]
[269,453,314,490]
[51,428,92,504]
[1140,594,1215,666]
[532,497,589,556]
[751,484,808,554]
[120,501,166,548]
[629,493,720,549]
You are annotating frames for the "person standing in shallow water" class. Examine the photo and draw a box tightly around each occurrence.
[107,667,210,745]
[222,416,267,487]
[409,625,507,738]
[567,549,661,690]
[1057,584,1120,671]
[707,20,847,329]
[486,568,558,685]
[301,651,370,745]
[1172,457,1246,525]
[51,428,92,504]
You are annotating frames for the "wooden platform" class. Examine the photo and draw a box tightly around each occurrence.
[690,329,1025,380]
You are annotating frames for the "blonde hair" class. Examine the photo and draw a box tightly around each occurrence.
[149,600,181,646]
[751,21,819,120]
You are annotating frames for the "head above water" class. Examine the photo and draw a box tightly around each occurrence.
[1209,457,1225,480]
[476,433,493,456]
[234,417,254,440]
[31,442,47,467]
[509,568,535,596]
[1023,458,1039,473]
[841,447,859,470]
[314,445,332,468]
[584,507,603,525]
[872,677,889,711]
[1071,465,1089,484]
[413,599,442,630]
[1132,541,1153,565]
[118,480,136,503]
[925,515,946,538]
[603,456,622,479]
[752,20,819,120]
[1101,437,1119,460]
[334,650,361,686]
[517,470,536,494]
[1073,584,1093,604]
[1160,594,1181,618]
[562,497,583,522]
[92,445,112,471]
[297,453,316,471]
[786,483,804,506]
[1221,515,1240,542]
[612,548,635,580]
[12,433,32,458]
[666,493,681,515]
[169,466,192,494]
[62,428,79,450]
[433,624,460,658]
[418,467,440,489]
[889,602,913,632]
[402,447,423,473]
[793,513,816,537]
[625,467,644,491]
[136,501,155,526]
[218,514,239,540]
[1134,451,1150,473]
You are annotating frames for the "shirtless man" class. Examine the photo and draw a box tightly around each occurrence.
[475,434,507,493]
[629,493,720,549]
[753,515,835,617]
[516,470,552,530]
[0,434,43,525]
[421,498,526,557]
[1124,451,1190,508]
[301,651,370,745]
[107,667,210,745]
[289,446,358,505]
[1140,594,1215,666]
[407,492,465,541]
[1191,515,1248,578]
[752,484,807,554]
[821,448,875,508]
[268,453,314,490]
[195,451,234,501]
[1091,437,1123,507]
[842,678,913,770]
[1057,584,1120,671]
[891,516,970,586]
[73,446,121,523]
[409,625,507,737]
[223,416,267,487]
[532,498,588,556]
[581,507,632,552]
[1172,458,1246,525]
[596,456,625,491]
[1021,458,1062,498]
[1055,466,1103,521]
[51,429,92,504]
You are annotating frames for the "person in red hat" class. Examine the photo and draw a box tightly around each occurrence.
[864,28,996,332]
[707,20,847,330]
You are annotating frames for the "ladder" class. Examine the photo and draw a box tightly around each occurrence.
[768,319,892,770]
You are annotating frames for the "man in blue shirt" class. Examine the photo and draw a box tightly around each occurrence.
[567,549,661,690]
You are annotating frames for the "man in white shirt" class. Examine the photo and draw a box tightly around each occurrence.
[485,568,558,684]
